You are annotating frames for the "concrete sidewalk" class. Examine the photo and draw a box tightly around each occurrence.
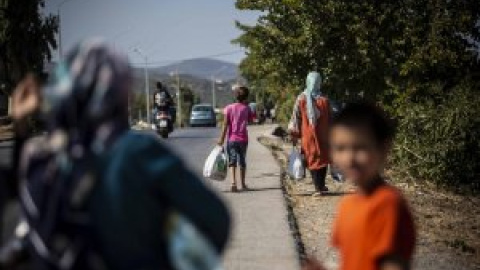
[221,125,300,270]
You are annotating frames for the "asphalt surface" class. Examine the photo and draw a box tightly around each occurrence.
[153,126,300,270]
[164,127,220,176]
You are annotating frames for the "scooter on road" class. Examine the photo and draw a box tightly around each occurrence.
[153,111,173,139]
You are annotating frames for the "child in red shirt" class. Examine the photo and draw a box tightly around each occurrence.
[306,103,416,270]
[218,86,254,192]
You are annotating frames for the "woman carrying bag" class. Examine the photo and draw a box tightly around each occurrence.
[288,72,331,196]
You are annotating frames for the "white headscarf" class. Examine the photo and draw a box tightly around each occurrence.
[304,72,322,126]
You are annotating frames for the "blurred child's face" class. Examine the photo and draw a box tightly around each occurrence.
[330,125,388,187]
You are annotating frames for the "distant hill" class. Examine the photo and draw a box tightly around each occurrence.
[153,58,238,81]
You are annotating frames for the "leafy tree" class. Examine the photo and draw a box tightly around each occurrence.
[234,0,480,102]
[235,0,480,190]
[0,0,58,94]
[180,85,196,125]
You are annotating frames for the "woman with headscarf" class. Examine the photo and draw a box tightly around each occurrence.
[289,72,331,196]
[6,40,230,270]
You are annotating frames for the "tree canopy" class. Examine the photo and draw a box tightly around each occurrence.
[234,0,480,191]
[0,0,58,94]
[234,0,480,103]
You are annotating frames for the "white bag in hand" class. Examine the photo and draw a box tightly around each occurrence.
[203,146,228,181]
[167,213,223,270]
[288,148,305,180]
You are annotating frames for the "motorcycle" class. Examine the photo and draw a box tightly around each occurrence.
[153,110,173,139]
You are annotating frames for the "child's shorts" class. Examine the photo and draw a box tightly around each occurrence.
[227,141,248,168]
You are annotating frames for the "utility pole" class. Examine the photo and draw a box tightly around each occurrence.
[144,57,150,124]
[211,76,216,109]
[133,48,150,124]
[176,68,182,127]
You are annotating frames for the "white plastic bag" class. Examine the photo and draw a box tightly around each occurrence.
[203,146,228,181]
[288,148,305,180]
[167,212,223,270]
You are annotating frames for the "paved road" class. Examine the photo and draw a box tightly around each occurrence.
[166,126,299,270]
[165,127,220,176]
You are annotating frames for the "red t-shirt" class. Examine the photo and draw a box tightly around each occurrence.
[332,184,416,270]
[224,103,253,142]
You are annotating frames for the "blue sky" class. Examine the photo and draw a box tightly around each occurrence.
[44,0,259,66]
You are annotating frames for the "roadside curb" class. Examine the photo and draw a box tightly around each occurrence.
[257,135,307,264]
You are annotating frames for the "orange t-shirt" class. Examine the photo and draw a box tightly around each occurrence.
[332,184,416,270]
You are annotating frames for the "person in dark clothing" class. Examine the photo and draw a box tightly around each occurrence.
[154,82,173,107]
[3,41,231,270]
[153,81,175,129]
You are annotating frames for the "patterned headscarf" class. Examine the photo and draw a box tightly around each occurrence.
[20,40,132,266]
[304,72,322,126]
[22,38,132,194]
[42,39,131,143]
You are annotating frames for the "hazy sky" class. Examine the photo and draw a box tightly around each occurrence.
[44,0,259,66]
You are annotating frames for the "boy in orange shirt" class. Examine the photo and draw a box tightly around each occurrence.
[307,103,416,270]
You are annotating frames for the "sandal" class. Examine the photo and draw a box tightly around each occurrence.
[231,185,238,193]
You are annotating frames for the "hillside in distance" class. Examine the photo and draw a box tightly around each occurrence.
[153,58,239,81]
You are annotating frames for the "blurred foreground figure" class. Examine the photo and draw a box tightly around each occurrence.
[303,103,416,270]
[6,40,231,270]
[329,103,416,270]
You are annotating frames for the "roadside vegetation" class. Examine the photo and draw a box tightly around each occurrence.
[259,136,480,269]
[234,0,480,193]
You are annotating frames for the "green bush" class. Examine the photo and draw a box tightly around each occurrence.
[392,83,480,192]
[276,88,299,124]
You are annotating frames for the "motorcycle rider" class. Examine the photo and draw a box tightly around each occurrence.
[153,81,174,131]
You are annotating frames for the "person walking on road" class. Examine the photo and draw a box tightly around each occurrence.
[289,71,331,196]
[7,40,231,270]
[218,86,254,192]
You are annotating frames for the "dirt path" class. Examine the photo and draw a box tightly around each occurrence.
[259,136,479,270]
